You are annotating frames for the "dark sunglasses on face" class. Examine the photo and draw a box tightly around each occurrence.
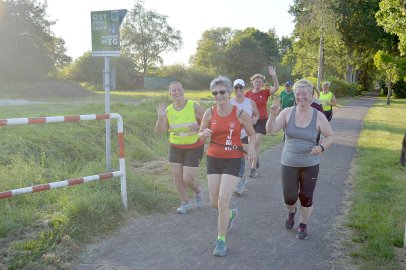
[234,85,244,90]
[212,90,227,96]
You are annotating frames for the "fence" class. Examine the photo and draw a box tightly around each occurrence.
[0,113,127,210]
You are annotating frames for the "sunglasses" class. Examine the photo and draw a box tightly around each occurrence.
[234,85,244,90]
[212,90,227,96]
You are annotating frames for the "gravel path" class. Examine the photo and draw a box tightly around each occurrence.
[73,95,376,270]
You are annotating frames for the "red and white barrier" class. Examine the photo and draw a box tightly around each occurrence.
[0,113,127,210]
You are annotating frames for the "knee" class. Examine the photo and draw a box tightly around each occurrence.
[299,193,313,207]
[284,197,297,205]
[217,195,230,212]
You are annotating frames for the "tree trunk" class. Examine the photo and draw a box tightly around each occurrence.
[386,81,392,105]
[346,62,353,83]
[316,32,324,92]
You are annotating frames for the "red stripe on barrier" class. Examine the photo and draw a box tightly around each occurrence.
[118,133,125,158]
[99,172,114,180]
[68,178,85,186]
[32,184,50,192]
[0,119,8,126]
[96,114,110,120]
[64,116,81,122]
[0,191,13,199]
[28,118,46,125]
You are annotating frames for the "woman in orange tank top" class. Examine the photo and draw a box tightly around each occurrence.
[198,76,256,257]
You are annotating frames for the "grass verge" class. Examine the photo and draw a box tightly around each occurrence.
[340,98,406,269]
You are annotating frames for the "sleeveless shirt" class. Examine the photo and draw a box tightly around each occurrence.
[319,91,333,112]
[230,97,252,139]
[281,106,320,167]
[166,100,203,148]
[207,106,243,158]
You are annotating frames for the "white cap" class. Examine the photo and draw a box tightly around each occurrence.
[233,79,245,87]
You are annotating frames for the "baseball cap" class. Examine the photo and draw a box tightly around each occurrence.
[233,79,245,87]
[285,80,293,86]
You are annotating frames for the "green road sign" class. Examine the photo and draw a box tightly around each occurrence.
[91,9,127,57]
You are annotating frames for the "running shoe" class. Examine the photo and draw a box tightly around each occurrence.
[256,159,260,169]
[296,223,308,240]
[194,191,204,208]
[176,201,192,214]
[213,239,227,257]
[227,208,238,231]
[285,208,297,229]
[234,176,247,195]
[249,168,257,178]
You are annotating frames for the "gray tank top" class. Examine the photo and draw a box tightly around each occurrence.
[281,106,319,167]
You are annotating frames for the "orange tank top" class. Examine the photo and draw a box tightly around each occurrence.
[207,106,243,158]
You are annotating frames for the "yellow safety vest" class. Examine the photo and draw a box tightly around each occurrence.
[167,100,199,145]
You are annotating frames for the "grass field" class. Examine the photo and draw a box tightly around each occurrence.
[0,89,404,269]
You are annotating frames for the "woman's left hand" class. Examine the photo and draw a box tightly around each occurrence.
[309,145,323,155]
[247,145,257,163]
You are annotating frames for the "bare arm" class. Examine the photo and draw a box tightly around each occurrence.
[240,111,256,163]
[268,66,279,95]
[250,99,259,125]
[154,103,169,134]
[309,111,334,155]
[328,94,337,106]
[266,98,287,134]
[197,108,213,142]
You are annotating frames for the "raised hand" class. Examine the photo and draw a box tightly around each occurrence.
[268,65,276,76]
[156,103,167,117]
[270,96,280,116]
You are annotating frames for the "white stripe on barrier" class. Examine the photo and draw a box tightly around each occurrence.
[80,115,98,121]
[49,181,69,189]
[46,116,65,123]
[7,118,29,125]
[12,187,33,195]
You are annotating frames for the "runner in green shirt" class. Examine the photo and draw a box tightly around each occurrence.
[279,80,295,111]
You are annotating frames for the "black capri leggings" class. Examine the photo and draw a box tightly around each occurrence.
[281,164,319,207]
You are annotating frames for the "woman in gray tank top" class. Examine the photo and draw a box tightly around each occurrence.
[265,79,334,240]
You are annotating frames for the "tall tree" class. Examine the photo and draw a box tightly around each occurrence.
[121,0,182,76]
[374,50,406,104]
[223,28,280,80]
[332,0,396,90]
[190,27,234,72]
[376,0,406,55]
[288,0,346,84]
[0,0,71,81]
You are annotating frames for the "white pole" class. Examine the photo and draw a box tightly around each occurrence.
[104,56,111,171]
[404,221,406,250]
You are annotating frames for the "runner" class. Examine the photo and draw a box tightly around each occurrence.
[198,76,256,256]
[266,79,334,240]
[230,79,259,195]
[155,81,205,214]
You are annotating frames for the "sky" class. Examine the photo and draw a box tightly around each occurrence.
[46,0,295,65]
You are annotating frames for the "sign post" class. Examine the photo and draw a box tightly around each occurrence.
[91,9,127,172]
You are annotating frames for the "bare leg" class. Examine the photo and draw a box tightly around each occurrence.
[299,205,313,224]
[169,163,189,202]
[217,174,239,236]
[183,166,201,194]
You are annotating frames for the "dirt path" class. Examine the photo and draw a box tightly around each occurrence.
[73,95,376,270]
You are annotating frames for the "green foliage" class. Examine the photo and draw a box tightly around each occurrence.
[224,28,281,80]
[392,80,406,98]
[325,76,358,97]
[0,0,71,82]
[191,27,234,72]
[376,0,406,55]
[59,52,137,90]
